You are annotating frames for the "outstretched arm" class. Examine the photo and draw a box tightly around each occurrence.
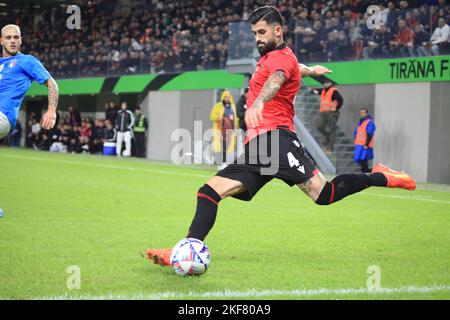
[245,70,285,128]
[298,63,332,78]
[42,77,59,129]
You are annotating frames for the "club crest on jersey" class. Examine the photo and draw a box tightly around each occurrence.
[9,60,17,68]
[0,64,4,72]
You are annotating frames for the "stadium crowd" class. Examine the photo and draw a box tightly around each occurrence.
[4,103,141,156]
[0,0,448,79]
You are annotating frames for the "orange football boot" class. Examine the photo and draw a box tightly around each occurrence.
[372,163,416,191]
[144,248,172,267]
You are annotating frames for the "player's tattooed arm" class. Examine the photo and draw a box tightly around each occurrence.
[41,77,59,129]
[246,71,285,128]
[45,77,59,110]
[298,64,332,77]
[256,70,286,104]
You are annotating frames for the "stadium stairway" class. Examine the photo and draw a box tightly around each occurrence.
[295,84,359,174]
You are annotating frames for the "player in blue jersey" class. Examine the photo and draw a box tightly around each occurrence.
[0,24,59,139]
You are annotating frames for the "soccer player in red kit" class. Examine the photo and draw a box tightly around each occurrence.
[146,6,416,266]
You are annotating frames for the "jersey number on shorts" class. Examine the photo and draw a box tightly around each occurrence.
[287,152,305,174]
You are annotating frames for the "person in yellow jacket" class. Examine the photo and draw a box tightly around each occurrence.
[210,90,239,168]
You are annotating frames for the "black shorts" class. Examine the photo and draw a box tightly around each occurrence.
[216,129,317,201]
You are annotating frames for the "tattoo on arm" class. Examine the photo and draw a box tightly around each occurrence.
[255,70,286,104]
[298,173,327,201]
[299,178,313,195]
[46,78,59,110]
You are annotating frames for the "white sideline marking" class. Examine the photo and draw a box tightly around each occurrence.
[29,284,450,300]
[1,153,450,205]
[360,192,450,204]
[0,153,210,179]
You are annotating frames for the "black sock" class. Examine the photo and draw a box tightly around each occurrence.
[187,184,222,241]
[316,173,387,205]
[360,160,370,173]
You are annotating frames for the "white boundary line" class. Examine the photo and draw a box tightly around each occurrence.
[24,284,450,300]
[1,153,450,205]
[0,153,210,179]
[359,192,450,204]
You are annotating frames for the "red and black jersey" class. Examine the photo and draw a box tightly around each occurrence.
[246,43,301,143]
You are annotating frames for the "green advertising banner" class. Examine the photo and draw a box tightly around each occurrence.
[25,56,449,96]
[159,70,245,91]
[314,56,450,85]
[26,77,105,96]
[113,74,157,93]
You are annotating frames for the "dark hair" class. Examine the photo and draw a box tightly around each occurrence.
[361,108,369,113]
[249,6,284,27]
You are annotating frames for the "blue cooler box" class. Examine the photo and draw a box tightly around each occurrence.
[103,142,116,156]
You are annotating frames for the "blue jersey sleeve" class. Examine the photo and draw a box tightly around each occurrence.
[21,55,50,85]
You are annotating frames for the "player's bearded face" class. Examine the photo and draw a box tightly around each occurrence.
[252,21,280,56]
[256,35,277,56]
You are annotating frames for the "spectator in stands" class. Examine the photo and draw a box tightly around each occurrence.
[299,34,322,62]
[29,119,41,149]
[162,50,181,73]
[36,133,51,151]
[79,136,90,154]
[68,106,82,127]
[67,137,81,154]
[379,2,390,26]
[2,0,447,76]
[103,120,116,143]
[105,101,118,125]
[390,19,414,57]
[80,120,92,139]
[431,18,450,55]
[386,1,400,28]
[25,119,34,148]
[90,119,105,154]
[9,120,21,147]
[363,24,393,59]
[413,24,431,56]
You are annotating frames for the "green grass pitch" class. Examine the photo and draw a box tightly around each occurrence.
[0,147,449,300]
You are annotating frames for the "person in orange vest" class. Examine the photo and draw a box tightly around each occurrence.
[354,108,376,173]
[311,80,343,154]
